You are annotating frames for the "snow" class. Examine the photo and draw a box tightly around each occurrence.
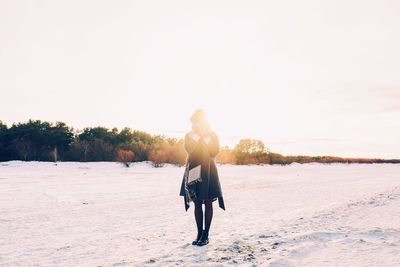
[0,161,399,266]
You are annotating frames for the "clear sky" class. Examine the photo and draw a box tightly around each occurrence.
[1,0,399,159]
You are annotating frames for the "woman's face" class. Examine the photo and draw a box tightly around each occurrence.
[192,120,209,136]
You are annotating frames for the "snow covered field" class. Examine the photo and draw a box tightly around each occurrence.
[0,161,399,267]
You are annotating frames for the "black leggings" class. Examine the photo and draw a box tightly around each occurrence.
[194,199,213,236]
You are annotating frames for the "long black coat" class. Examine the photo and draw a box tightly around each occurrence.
[179,130,225,211]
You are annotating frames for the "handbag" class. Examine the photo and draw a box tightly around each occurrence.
[183,156,202,203]
[188,165,202,184]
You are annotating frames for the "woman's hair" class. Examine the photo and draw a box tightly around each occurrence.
[190,108,208,124]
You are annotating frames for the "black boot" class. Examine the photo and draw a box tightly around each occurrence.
[192,230,203,245]
[196,230,209,246]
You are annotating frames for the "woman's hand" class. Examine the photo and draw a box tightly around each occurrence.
[190,131,212,146]
[190,132,211,144]
[189,132,201,142]
[185,132,202,154]
[203,136,211,145]
[185,131,218,156]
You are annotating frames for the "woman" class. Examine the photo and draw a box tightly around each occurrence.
[179,109,225,246]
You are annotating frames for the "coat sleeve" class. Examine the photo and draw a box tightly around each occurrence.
[206,132,220,158]
[184,132,198,155]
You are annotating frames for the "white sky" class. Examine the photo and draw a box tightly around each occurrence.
[1,0,399,158]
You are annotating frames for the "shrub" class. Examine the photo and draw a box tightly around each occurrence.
[116,149,135,167]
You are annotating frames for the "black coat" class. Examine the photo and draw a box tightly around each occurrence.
[179,130,225,211]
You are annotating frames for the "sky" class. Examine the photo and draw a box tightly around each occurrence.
[1,0,399,159]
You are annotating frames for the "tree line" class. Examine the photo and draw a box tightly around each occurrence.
[0,119,398,166]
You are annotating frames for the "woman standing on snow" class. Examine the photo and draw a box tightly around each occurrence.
[179,109,225,246]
